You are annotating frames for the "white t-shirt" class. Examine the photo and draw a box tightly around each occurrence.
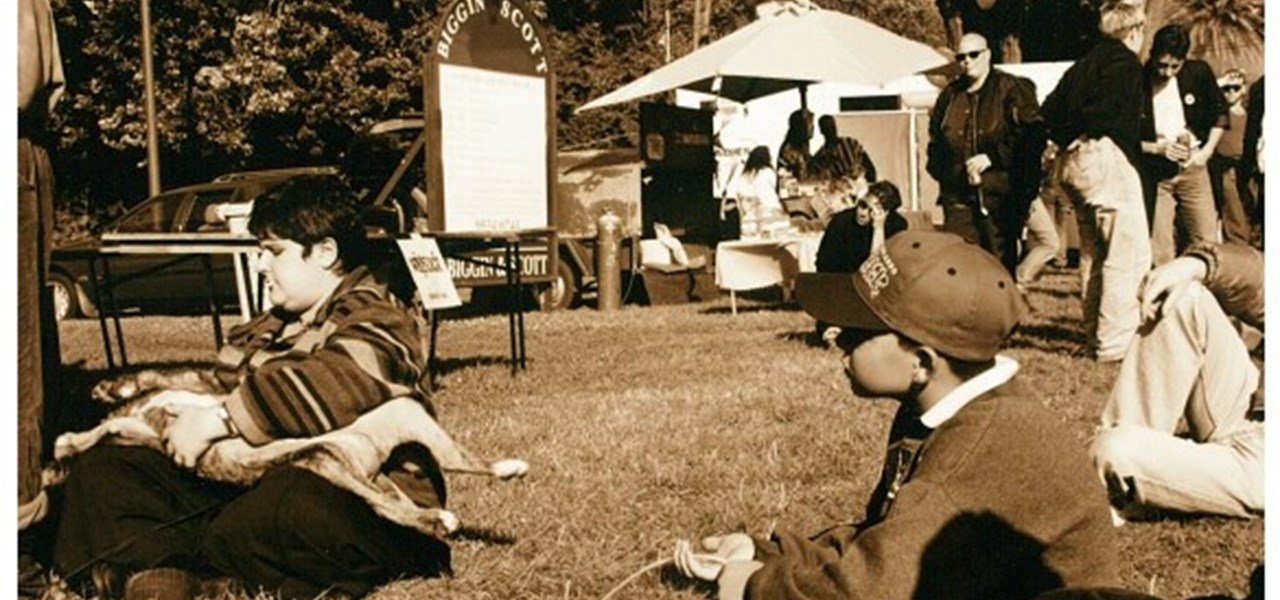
[1152,77,1188,141]
[733,168,782,217]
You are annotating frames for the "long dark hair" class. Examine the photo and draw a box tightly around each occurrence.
[744,145,773,174]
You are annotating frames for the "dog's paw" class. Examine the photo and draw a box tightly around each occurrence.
[430,509,460,537]
[490,459,529,480]
[92,377,141,405]
[52,433,79,461]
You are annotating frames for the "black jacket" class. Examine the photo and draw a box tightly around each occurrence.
[1140,59,1228,181]
[1042,37,1144,169]
[928,69,1043,206]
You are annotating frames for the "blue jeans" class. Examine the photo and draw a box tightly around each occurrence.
[1150,164,1219,266]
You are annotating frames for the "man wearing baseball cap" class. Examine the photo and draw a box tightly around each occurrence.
[674,231,1119,599]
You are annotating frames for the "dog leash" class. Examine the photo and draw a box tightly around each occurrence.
[61,500,227,584]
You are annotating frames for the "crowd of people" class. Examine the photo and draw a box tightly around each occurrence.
[19,0,1264,597]
[689,2,1264,598]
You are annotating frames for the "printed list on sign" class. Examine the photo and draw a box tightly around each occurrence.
[396,237,463,310]
[439,63,548,232]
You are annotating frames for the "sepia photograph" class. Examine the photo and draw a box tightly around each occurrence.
[15,0,1266,598]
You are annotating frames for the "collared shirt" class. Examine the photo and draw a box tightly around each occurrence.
[920,355,1020,428]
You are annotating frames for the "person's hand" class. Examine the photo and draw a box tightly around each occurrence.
[1183,145,1212,169]
[1162,137,1191,164]
[1138,256,1209,324]
[673,533,756,582]
[869,203,888,228]
[965,153,992,185]
[164,401,231,469]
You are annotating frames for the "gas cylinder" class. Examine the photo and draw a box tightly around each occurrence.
[596,208,623,311]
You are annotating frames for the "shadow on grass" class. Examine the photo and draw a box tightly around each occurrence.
[451,525,517,546]
[1008,322,1090,356]
[431,355,511,378]
[699,303,797,316]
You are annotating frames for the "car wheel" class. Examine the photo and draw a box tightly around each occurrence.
[49,272,80,320]
[535,259,578,312]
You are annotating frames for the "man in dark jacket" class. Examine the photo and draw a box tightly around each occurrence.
[674,231,1119,599]
[1091,240,1264,520]
[928,33,1044,274]
[1041,0,1150,362]
[1139,24,1228,265]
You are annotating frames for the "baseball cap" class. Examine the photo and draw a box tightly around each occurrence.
[796,231,1027,361]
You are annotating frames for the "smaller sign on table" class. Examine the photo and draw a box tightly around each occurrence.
[396,236,463,310]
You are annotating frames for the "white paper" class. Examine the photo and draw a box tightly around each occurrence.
[439,64,548,232]
[396,237,463,309]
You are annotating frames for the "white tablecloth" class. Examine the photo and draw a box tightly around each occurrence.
[714,233,821,292]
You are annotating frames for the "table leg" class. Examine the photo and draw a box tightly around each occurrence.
[514,239,526,371]
[505,242,518,376]
[87,255,116,370]
[427,309,440,392]
[100,258,128,367]
[202,254,224,349]
[730,290,738,315]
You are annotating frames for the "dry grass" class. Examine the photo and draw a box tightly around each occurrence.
[50,267,1263,600]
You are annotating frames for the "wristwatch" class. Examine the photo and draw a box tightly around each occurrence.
[216,405,240,437]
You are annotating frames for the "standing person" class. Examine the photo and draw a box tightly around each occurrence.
[809,114,877,184]
[19,0,66,530]
[1041,0,1150,362]
[1015,195,1063,290]
[672,231,1119,599]
[1239,75,1264,242]
[730,146,785,238]
[1139,24,1227,266]
[777,108,813,183]
[927,32,1043,274]
[53,177,452,599]
[1091,241,1263,520]
[1208,69,1257,246]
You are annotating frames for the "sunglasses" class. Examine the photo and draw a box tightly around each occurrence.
[955,49,985,62]
[1221,84,1243,93]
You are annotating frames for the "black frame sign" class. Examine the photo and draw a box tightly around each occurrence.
[425,0,556,234]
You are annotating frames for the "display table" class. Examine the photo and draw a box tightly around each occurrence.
[715,233,821,314]
[89,232,263,369]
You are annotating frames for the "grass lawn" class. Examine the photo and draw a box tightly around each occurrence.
[50,267,1263,600]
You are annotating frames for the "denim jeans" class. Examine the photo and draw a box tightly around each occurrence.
[1150,164,1220,266]
[1091,283,1263,518]
[1056,137,1151,361]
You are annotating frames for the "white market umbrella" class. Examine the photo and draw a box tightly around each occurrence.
[577,3,949,112]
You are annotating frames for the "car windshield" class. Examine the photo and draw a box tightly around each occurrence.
[112,192,188,233]
[185,189,239,233]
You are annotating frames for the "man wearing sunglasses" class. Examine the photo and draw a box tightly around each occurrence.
[1139,24,1228,266]
[927,33,1045,275]
[1208,69,1258,246]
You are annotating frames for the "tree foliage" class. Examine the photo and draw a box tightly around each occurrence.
[49,0,945,216]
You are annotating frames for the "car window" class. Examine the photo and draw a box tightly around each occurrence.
[185,189,239,232]
[113,191,189,233]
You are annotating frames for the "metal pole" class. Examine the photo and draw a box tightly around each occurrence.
[140,0,162,196]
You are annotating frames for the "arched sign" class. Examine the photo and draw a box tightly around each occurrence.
[425,0,556,233]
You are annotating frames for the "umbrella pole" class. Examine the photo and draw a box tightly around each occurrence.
[799,84,808,114]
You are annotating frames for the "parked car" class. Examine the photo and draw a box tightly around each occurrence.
[50,167,340,320]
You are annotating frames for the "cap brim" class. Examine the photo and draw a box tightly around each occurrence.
[795,272,891,331]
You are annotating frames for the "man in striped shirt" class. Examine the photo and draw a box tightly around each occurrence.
[54,176,450,599]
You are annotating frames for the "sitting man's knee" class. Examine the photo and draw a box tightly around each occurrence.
[1090,426,1146,477]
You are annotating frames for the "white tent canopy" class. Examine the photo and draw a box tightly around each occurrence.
[577,4,948,112]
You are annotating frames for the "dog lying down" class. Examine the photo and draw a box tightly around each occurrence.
[53,370,528,538]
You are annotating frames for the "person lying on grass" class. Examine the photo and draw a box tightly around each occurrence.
[674,230,1120,599]
[53,175,451,600]
[1091,241,1264,521]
